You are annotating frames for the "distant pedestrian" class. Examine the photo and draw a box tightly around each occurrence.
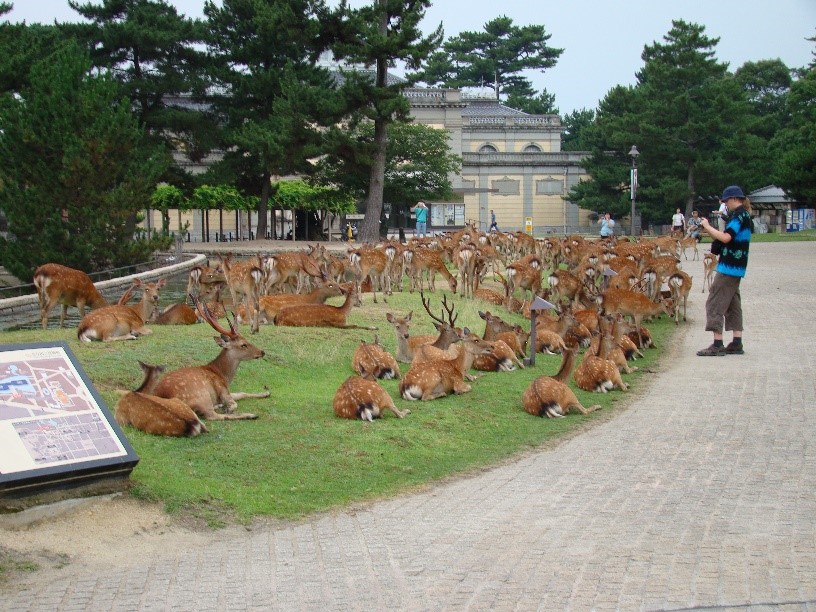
[412,200,428,238]
[717,200,729,232]
[671,208,685,234]
[599,212,615,238]
[686,210,702,241]
[489,209,498,232]
[696,185,753,357]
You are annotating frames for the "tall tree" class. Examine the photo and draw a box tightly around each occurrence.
[331,0,442,243]
[561,108,595,152]
[0,42,168,279]
[504,82,558,115]
[202,0,341,240]
[411,16,562,102]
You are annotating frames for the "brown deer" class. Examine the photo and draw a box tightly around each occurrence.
[573,332,629,393]
[599,288,673,348]
[399,329,495,401]
[455,243,478,298]
[219,253,264,333]
[273,286,376,330]
[333,376,409,421]
[702,252,718,293]
[678,235,699,261]
[77,278,165,342]
[667,270,693,323]
[33,263,109,329]
[152,303,268,421]
[352,336,401,380]
[479,310,528,358]
[348,246,391,303]
[472,338,525,371]
[406,247,457,294]
[115,362,207,437]
[547,269,582,306]
[235,278,345,325]
[385,310,443,364]
[185,263,226,297]
[522,346,601,417]
[505,260,541,302]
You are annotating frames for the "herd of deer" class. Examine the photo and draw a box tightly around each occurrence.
[29,225,717,433]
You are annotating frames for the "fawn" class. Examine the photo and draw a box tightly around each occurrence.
[333,376,409,421]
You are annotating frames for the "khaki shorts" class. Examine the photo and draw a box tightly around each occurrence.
[704,273,743,333]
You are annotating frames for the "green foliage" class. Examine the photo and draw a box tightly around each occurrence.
[0,41,169,279]
[0,285,678,522]
[190,184,254,212]
[269,180,355,215]
[561,108,596,152]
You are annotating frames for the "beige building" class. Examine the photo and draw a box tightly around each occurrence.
[406,88,591,235]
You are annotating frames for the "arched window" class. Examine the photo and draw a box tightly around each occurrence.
[523,144,542,153]
[478,144,498,153]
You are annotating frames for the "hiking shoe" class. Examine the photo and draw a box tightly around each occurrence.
[697,344,726,356]
[725,341,745,355]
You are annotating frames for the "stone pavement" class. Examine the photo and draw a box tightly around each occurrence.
[2,241,815,611]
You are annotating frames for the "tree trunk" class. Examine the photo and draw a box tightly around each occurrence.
[686,161,696,217]
[256,173,270,239]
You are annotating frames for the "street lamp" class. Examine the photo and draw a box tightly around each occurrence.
[629,145,639,236]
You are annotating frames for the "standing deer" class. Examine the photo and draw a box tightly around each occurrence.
[273,286,376,330]
[333,376,409,421]
[152,303,269,421]
[667,270,693,323]
[33,263,109,329]
[219,254,264,333]
[522,346,601,417]
[702,252,718,293]
[599,288,673,348]
[399,329,494,401]
[115,362,207,437]
[455,243,478,298]
[352,336,401,380]
[348,246,392,303]
[77,278,165,342]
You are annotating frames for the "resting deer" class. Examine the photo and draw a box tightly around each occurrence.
[77,278,165,342]
[573,332,629,393]
[152,303,269,421]
[274,286,375,330]
[235,278,344,325]
[472,338,525,372]
[352,336,401,380]
[333,376,409,421]
[522,346,601,418]
[115,362,207,437]
[152,281,225,326]
[409,293,468,364]
[399,329,494,401]
[33,263,109,329]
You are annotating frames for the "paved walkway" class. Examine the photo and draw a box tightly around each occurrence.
[3,241,815,611]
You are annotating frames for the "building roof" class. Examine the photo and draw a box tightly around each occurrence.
[461,97,530,118]
[749,185,796,204]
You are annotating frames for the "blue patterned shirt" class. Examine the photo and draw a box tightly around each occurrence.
[716,206,752,277]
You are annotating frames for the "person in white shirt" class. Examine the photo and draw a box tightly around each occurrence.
[671,208,685,234]
[717,201,729,231]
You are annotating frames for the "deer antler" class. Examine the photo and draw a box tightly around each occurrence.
[193,295,238,338]
[420,291,458,327]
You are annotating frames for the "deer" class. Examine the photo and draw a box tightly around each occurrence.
[152,280,225,326]
[479,310,527,357]
[77,278,165,342]
[702,252,718,293]
[405,247,457,294]
[399,329,495,401]
[152,302,269,421]
[333,376,410,421]
[472,338,525,372]
[573,332,629,393]
[678,235,700,261]
[235,278,345,325]
[352,336,401,380]
[115,361,207,437]
[273,286,376,330]
[547,269,583,307]
[504,260,541,303]
[263,251,322,294]
[33,263,109,329]
[455,242,479,298]
[522,346,601,418]
[599,288,673,348]
[588,315,639,374]
[667,270,693,323]
[185,263,226,298]
[219,254,264,333]
[348,245,392,303]
[385,311,444,364]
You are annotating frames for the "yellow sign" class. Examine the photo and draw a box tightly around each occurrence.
[525,217,533,234]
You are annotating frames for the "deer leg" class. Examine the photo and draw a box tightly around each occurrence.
[452,381,473,395]
[386,403,410,419]
[230,391,271,402]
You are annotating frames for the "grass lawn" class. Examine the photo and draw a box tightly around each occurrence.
[0,287,677,526]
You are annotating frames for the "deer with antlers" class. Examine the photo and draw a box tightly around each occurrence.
[33,263,109,329]
[76,278,165,342]
[522,346,601,418]
[399,328,495,401]
[151,302,268,421]
[273,285,375,330]
[352,335,401,380]
[333,376,409,421]
[115,362,207,437]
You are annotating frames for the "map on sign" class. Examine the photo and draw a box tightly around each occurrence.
[0,344,131,475]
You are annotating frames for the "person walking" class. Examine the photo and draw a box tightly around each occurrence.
[696,185,753,356]
[599,212,615,238]
[489,209,498,232]
[412,200,428,238]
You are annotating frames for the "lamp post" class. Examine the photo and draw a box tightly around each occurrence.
[629,145,639,236]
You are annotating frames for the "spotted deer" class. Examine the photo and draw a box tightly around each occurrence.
[405,247,457,294]
[522,346,601,417]
[409,293,467,366]
[472,338,525,371]
[667,270,693,323]
[573,332,629,393]
[455,243,478,298]
[33,263,109,329]
[77,278,165,342]
[235,278,344,325]
[273,286,376,330]
[152,302,269,421]
[599,288,673,348]
[115,362,207,437]
[399,329,495,401]
[352,336,401,380]
[219,254,264,333]
[348,246,392,303]
[333,376,409,421]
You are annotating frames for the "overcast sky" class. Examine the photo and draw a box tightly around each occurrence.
[6,0,815,114]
